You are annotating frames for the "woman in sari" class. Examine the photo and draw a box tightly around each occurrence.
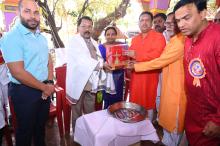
[99,26,125,109]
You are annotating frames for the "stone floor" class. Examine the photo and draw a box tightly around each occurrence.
[2,120,164,146]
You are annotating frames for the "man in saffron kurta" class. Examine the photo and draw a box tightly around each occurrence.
[129,11,165,121]
[174,0,220,145]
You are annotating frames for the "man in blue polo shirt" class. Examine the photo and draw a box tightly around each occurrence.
[1,0,54,146]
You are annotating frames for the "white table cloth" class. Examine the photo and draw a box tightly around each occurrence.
[74,110,159,146]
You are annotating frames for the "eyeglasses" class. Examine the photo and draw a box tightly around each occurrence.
[164,22,176,26]
[214,19,220,23]
[79,25,93,30]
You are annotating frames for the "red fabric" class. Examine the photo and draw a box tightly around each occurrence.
[129,29,165,109]
[184,22,220,146]
[106,44,127,67]
[55,65,72,134]
[216,0,220,6]
[0,50,5,64]
[55,65,66,92]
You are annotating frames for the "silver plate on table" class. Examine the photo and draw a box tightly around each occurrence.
[107,101,147,123]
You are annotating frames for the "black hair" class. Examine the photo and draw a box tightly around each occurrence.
[77,16,93,27]
[154,13,167,21]
[104,26,117,36]
[18,0,36,11]
[174,0,207,13]
[167,12,174,17]
[139,11,154,21]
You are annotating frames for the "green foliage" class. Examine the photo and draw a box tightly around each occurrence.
[69,0,122,21]
[41,0,130,28]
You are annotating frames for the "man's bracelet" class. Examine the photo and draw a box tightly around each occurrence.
[43,80,54,85]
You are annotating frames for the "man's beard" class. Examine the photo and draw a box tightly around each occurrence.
[155,25,165,33]
[20,16,40,31]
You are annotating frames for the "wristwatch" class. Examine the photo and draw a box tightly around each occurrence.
[43,80,54,85]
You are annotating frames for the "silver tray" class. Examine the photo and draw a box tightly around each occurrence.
[107,101,147,123]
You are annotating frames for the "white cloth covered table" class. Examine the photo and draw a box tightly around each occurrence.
[74,110,159,146]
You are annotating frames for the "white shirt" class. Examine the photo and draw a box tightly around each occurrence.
[0,64,10,85]
[0,64,10,129]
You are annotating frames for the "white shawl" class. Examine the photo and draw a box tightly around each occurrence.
[66,34,104,100]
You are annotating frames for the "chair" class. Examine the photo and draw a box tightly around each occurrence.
[55,64,104,134]
[55,65,72,135]
[50,87,64,137]
[8,86,64,138]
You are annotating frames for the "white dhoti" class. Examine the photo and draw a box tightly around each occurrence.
[161,106,183,146]
[162,129,182,146]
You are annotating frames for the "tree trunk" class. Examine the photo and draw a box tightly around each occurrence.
[36,0,65,48]
[77,0,89,21]
[36,0,130,46]
[92,0,130,40]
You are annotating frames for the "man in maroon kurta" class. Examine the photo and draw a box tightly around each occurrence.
[174,0,220,146]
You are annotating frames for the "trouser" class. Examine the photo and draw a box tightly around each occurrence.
[0,127,3,146]
[9,83,50,146]
[186,131,220,146]
[72,91,96,133]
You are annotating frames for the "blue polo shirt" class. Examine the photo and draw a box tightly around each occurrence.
[1,22,49,84]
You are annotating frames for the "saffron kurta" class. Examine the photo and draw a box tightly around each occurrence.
[184,22,220,146]
[129,29,166,109]
[134,33,186,133]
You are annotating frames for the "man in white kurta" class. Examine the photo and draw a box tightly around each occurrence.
[66,16,105,133]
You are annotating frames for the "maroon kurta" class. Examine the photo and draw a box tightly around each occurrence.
[184,22,220,146]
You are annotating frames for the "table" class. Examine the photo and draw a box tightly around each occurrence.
[74,110,159,146]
